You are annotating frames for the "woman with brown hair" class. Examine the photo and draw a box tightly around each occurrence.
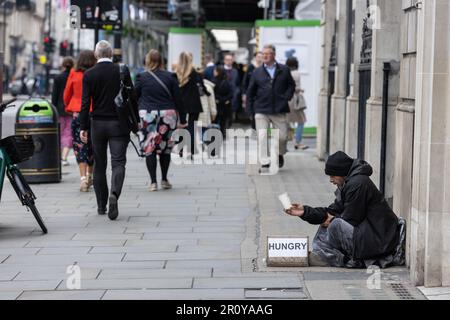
[176,51,208,157]
[64,50,97,192]
[136,49,187,192]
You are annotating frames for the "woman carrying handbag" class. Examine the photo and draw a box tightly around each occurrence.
[176,52,209,157]
[286,57,309,150]
[135,49,187,192]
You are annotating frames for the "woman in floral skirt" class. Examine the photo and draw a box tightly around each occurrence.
[64,50,96,192]
[135,49,187,192]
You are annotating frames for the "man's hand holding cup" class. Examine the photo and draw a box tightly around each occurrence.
[285,203,305,217]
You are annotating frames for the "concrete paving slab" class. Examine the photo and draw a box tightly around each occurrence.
[98,268,211,280]
[59,278,193,290]
[102,288,244,300]
[89,244,177,254]
[18,290,106,300]
[0,280,61,291]
[0,291,22,300]
[193,277,303,289]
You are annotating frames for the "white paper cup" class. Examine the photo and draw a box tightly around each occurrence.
[278,193,292,210]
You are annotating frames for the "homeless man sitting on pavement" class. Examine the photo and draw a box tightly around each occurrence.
[285,151,405,268]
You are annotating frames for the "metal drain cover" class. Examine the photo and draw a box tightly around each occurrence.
[389,282,416,300]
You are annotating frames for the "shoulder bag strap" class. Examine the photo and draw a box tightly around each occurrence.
[148,70,173,100]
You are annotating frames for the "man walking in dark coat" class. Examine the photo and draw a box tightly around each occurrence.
[285,151,400,268]
[80,40,137,221]
[246,44,295,171]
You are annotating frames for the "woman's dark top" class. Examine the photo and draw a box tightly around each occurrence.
[213,78,233,116]
[51,69,71,116]
[135,69,184,115]
[179,69,206,114]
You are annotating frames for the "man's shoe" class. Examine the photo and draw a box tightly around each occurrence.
[161,180,172,190]
[98,208,106,215]
[345,259,365,269]
[279,155,285,168]
[308,251,328,267]
[149,183,158,192]
[258,164,271,174]
[108,194,119,221]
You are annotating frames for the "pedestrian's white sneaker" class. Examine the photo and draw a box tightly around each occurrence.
[80,177,89,192]
[62,159,70,166]
[161,180,172,190]
[149,183,158,192]
[87,174,93,188]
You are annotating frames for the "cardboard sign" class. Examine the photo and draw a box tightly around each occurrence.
[266,236,309,267]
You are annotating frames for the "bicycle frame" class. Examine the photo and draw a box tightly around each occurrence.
[0,146,12,202]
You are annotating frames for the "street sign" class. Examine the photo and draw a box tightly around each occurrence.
[70,0,123,31]
[266,236,309,267]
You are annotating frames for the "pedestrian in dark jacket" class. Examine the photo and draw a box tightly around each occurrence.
[212,66,233,138]
[285,151,400,268]
[246,44,295,171]
[135,49,187,192]
[79,40,138,221]
[52,56,75,166]
[242,51,263,130]
[223,54,241,128]
[203,53,215,82]
[176,51,208,156]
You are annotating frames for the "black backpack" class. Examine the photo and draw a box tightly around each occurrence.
[114,64,139,134]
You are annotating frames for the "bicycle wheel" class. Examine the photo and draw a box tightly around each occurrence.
[24,198,48,234]
[7,166,48,234]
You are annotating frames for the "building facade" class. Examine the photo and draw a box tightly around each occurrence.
[1,0,46,80]
[317,0,449,288]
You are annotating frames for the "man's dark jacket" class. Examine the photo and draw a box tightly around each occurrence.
[80,61,138,133]
[246,63,295,115]
[302,160,399,260]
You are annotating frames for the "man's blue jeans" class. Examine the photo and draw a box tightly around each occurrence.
[295,123,305,144]
[312,218,354,267]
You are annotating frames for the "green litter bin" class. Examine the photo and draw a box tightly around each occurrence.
[15,99,61,183]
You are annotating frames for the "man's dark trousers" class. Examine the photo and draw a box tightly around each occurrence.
[91,119,129,210]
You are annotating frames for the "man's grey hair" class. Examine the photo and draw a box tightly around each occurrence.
[95,40,113,59]
[263,44,276,54]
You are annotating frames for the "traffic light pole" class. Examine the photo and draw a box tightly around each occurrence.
[2,2,6,56]
[113,32,122,63]
[94,0,99,48]
[45,0,52,96]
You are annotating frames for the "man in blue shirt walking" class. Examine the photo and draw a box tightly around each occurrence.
[246,44,296,172]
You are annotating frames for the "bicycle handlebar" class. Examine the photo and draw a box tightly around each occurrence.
[0,98,17,112]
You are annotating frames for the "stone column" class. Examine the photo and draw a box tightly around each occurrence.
[364,0,401,202]
[393,1,419,267]
[317,0,336,160]
[329,0,350,154]
[410,0,450,287]
[344,0,366,158]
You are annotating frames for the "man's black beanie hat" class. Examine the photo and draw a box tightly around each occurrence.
[325,151,354,176]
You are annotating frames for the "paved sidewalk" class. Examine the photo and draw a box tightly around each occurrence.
[0,137,305,300]
[418,287,450,300]
[0,134,426,300]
